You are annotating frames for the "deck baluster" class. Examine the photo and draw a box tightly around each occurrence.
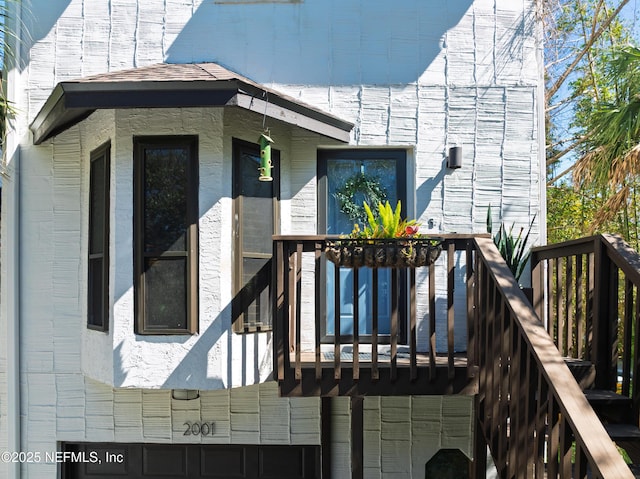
[352,267,360,381]
[333,262,341,380]
[447,242,455,380]
[372,268,379,380]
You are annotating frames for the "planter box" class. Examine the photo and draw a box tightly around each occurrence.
[325,238,443,268]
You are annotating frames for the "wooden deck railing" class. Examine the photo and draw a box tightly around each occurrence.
[273,234,481,396]
[474,236,633,479]
[532,234,640,404]
[272,234,633,477]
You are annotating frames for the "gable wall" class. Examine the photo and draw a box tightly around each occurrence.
[16,0,542,232]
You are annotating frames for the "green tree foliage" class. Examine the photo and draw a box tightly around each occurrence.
[546,182,626,243]
[544,0,631,182]
[542,0,640,247]
[571,46,640,240]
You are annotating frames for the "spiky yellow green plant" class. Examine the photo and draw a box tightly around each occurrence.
[350,200,420,239]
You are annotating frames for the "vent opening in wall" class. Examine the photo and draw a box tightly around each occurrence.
[425,449,470,478]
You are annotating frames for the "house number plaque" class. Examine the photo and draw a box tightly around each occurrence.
[183,421,216,436]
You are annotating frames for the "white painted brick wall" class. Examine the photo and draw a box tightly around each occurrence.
[363,396,474,479]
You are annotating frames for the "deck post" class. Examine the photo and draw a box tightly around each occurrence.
[273,239,287,381]
[350,396,363,479]
[531,250,545,326]
[471,396,487,479]
[592,235,617,390]
[321,397,332,478]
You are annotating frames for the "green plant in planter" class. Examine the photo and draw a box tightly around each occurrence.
[350,200,420,239]
[325,200,442,268]
[486,205,536,281]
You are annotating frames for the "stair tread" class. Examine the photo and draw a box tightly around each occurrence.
[584,389,633,405]
[563,357,596,389]
[604,423,640,440]
[563,357,592,365]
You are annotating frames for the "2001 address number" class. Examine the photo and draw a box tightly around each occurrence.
[183,421,216,436]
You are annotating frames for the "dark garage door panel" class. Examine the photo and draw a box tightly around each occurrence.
[63,443,320,479]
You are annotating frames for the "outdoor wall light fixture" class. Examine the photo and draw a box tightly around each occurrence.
[258,132,274,181]
[172,389,200,401]
[447,146,463,169]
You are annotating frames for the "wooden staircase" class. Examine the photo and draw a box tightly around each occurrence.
[565,360,640,476]
[530,234,640,478]
[472,235,638,478]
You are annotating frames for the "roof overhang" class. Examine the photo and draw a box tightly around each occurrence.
[30,63,354,145]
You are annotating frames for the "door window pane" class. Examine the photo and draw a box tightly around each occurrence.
[327,159,398,234]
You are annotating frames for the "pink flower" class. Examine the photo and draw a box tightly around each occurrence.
[405,225,419,236]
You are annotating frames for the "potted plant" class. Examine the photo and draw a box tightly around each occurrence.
[325,200,443,268]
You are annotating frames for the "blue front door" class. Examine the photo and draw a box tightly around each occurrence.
[319,150,407,340]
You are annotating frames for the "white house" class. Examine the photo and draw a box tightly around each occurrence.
[0,0,544,477]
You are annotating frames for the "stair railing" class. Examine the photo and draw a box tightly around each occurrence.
[474,237,633,478]
[532,234,640,416]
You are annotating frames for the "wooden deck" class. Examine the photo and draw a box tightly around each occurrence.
[291,348,468,368]
[279,348,475,397]
[274,235,480,398]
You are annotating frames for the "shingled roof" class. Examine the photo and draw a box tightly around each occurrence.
[30,63,353,144]
[74,63,249,83]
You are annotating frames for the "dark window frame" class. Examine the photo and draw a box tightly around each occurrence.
[317,148,408,344]
[87,142,111,332]
[232,138,280,333]
[133,136,199,335]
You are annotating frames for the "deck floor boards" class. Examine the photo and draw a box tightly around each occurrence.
[291,351,468,368]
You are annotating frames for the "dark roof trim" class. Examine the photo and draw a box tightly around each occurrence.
[30,64,354,145]
[232,93,351,142]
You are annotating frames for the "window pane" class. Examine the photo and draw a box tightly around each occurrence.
[144,147,188,253]
[241,257,271,329]
[144,258,187,330]
[242,197,274,255]
[88,144,110,332]
[88,257,104,327]
[240,152,274,255]
[232,140,278,333]
[135,137,198,335]
[89,155,106,254]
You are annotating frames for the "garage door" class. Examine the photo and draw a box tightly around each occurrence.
[62,443,320,479]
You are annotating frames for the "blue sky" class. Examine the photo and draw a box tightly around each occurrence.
[549,0,640,184]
